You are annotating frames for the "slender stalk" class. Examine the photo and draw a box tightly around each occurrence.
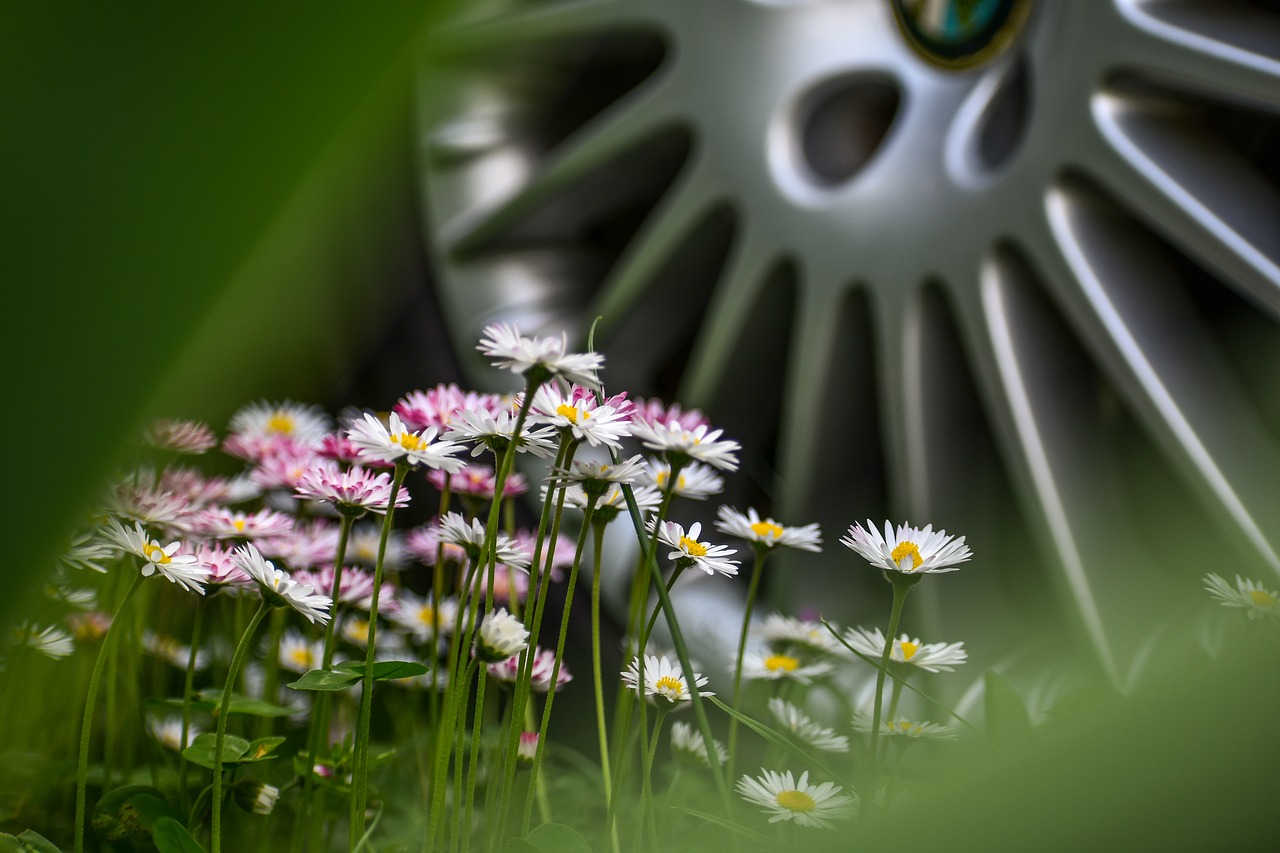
[179,595,206,809]
[641,711,668,848]
[726,547,768,783]
[520,497,597,833]
[74,572,146,853]
[871,575,913,765]
[295,512,354,853]
[211,599,270,853]
[589,519,622,853]
[350,463,409,848]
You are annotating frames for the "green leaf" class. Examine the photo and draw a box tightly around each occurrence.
[152,818,206,853]
[8,830,63,853]
[707,696,855,792]
[182,733,249,770]
[287,668,362,692]
[984,670,1033,743]
[501,840,539,853]
[670,806,765,840]
[238,737,286,763]
[335,659,430,681]
[524,823,592,853]
[151,691,294,717]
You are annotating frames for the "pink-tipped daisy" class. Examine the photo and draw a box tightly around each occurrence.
[529,384,632,449]
[102,519,209,595]
[104,470,196,535]
[487,647,572,693]
[295,462,410,516]
[395,384,504,431]
[405,523,469,567]
[840,519,971,575]
[227,400,331,449]
[195,507,295,541]
[716,506,823,552]
[650,519,739,578]
[144,418,217,454]
[293,566,376,610]
[631,398,708,431]
[251,442,321,491]
[257,519,340,570]
[477,322,604,390]
[426,464,528,500]
[736,770,854,828]
[346,411,468,471]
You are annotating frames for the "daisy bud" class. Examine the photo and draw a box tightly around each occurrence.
[516,732,539,769]
[233,781,280,815]
[475,608,529,663]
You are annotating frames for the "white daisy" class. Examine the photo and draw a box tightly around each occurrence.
[347,523,405,569]
[553,454,648,487]
[390,592,458,642]
[641,460,724,501]
[228,400,331,448]
[529,385,632,449]
[144,418,218,454]
[669,720,728,769]
[436,512,530,568]
[650,519,739,578]
[443,408,559,460]
[346,412,467,471]
[142,631,208,670]
[477,322,605,390]
[278,630,325,673]
[148,715,198,752]
[9,623,75,659]
[102,519,209,595]
[1204,573,1280,620]
[487,647,571,693]
[715,506,822,552]
[232,543,331,625]
[548,482,662,519]
[246,783,280,815]
[851,713,958,741]
[629,420,740,472]
[621,654,712,708]
[757,613,842,656]
[767,699,850,753]
[840,519,971,575]
[735,770,854,829]
[476,608,529,663]
[841,627,967,672]
[59,529,117,574]
[739,651,833,685]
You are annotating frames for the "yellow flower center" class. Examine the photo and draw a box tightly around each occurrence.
[419,605,438,626]
[394,431,424,451]
[750,520,784,540]
[655,675,685,696]
[890,540,923,570]
[1249,589,1277,608]
[899,641,920,661]
[232,518,246,533]
[886,721,917,734]
[141,542,171,565]
[764,654,799,673]
[555,404,590,424]
[654,471,687,490]
[679,536,708,558]
[266,413,295,434]
[776,790,816,812]
[346,620,369,639]
[289,648,313,668]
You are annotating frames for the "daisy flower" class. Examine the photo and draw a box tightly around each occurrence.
[553,454,648,488]
[104,471,196,535]
[621,654,712,708]
[277,630,324,673]
[642,460,724,501]
[557,483,663,522]
[232,543,331,625]
[347,523,406,569]
[736,770,854,828]
[390,592,458,642]
[67,611,113,643]
[477,322,605,390]
[145,418,217,454]
[841,519,971,575]
[295,462,410,516]
[148,715,199,752]
[228,400,331,449]
[347,412,468,471]
[257,519,340,570]
[767,699,850,753]
[1204,573,1280,620]
[9,623,75,659]
[516,732,539,768]
[716,506,822,552]
[841,627,968,672]
[487,647,572,693]
[59,529,116,575]
[437,512,530,568]
[196,507,294,541]
[293,566,376,610]
[529,384,632,449]
[443,408,559,460]
[739,651,833,685]
[405,524,468,567]
[475,608,530,663]
[650,519,739,578]
[629,420,740,472]
[142,631,208,670]
[102,519,209,595]
[427,464,528,500]
[758,613,842,656]
[631,397,707,431]
[159,467,246,507]
[251,442,321,491]
[235,782,280,816]
[395,384,504,431]
[670,720,728,769]
[852,713,958,741]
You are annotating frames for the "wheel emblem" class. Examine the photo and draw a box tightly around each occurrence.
[890,0,1031,69]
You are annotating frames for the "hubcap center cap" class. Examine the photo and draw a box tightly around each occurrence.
[890,0,1031,69]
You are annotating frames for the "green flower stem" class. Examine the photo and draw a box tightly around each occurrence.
[258,607,286,735]
[179,595,206,810]
[211,598,270,853]
[887,675,906,721]
[460,666,491,853]
[727,546,769,785]
[871,573,916,766]
[520,496,598,833]
[74,572,146,853]
[641,709,668,849]
[589,519,622,853]
[294,512,354,853]
[350,462,409,848]
[428,595,480,851]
